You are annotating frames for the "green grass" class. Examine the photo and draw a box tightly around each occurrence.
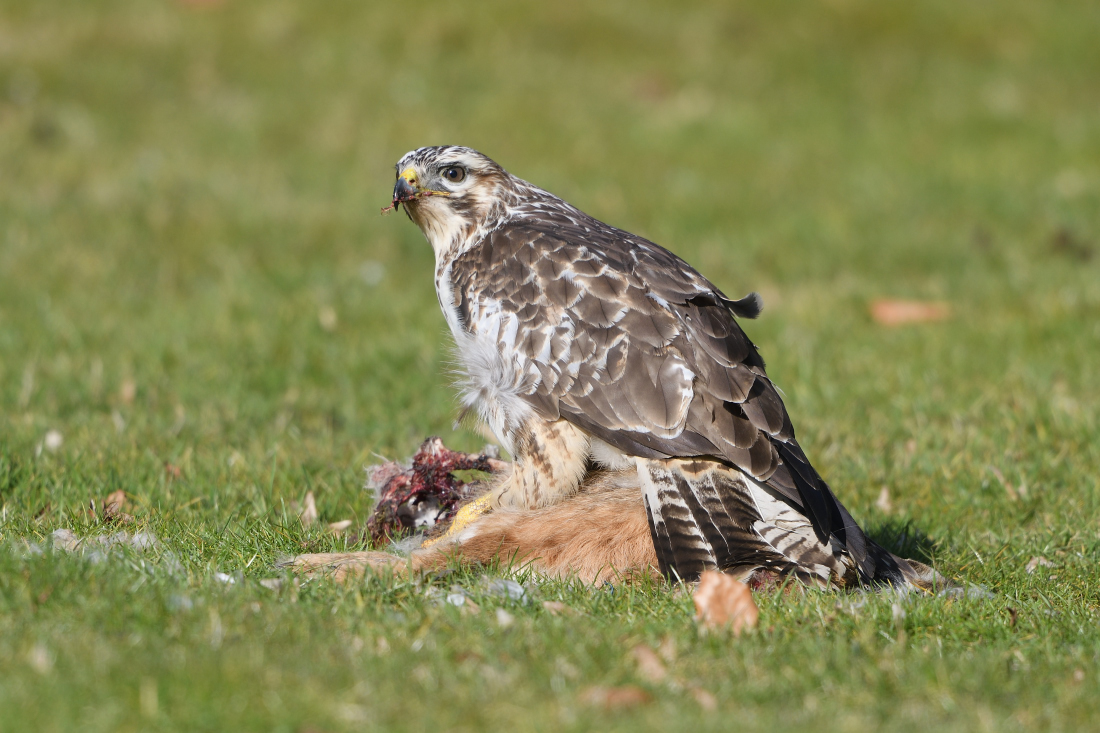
[1,0,1099,730]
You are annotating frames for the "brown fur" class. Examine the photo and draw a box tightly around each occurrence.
[287,464,952,592]
[289,472,659,585]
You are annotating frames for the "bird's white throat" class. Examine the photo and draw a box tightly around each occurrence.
[407,199,471,263]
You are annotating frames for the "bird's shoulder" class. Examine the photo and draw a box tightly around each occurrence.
[449,204,742,316]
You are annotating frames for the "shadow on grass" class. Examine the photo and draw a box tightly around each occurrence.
[865,519,941,565]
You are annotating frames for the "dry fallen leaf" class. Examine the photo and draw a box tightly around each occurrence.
[27,643,53,674]
[94,490,135,524]
[579,685,652,710]
[693,571,759,635]
[327,520,353,535]
[1025,556,1053,574]
[690,687,718,711]
[630,644,667,683]
[870,299,950,326]
[299,491,318,527]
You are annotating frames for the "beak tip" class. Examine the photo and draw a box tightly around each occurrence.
[393,176,417,204]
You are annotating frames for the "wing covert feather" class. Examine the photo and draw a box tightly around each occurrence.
[448,211,872,577]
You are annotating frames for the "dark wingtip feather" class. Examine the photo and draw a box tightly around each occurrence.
[728,292,763,319]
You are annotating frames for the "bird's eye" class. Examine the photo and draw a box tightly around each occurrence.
[442,166,467,183]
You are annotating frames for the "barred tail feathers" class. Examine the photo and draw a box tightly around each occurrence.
[637,457,819,583]
[637,457,937,590]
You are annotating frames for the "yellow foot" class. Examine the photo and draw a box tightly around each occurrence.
[420,493,493,549]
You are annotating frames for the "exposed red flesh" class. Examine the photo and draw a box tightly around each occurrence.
[366,437,502,546]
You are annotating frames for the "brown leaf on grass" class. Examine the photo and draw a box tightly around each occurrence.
[165,463,182,480]
[870,299,950,326]
[299,491,318,527]
[27,643,53,674]
[633,73,672,103]
[693,571,759,635]
[1025,556,1053,574]
[579,685,652,710]
[327,520,353,535]
[630,644,667,683]
[119,378,136,404]
[690,687,718,711]
[875,486,892,513]
[93,490,134,524]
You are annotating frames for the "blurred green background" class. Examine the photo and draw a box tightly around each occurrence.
[1,1,1099,731]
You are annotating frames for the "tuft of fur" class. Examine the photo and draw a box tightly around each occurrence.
[422,472,658,584]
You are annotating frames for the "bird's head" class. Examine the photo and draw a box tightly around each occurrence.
[390,146,511,258]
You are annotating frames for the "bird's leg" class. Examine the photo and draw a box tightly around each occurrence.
[490,418,590,510]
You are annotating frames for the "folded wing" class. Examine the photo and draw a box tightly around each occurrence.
[449,211,873,580]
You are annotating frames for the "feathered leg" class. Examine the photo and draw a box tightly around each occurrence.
[489,418,590,510]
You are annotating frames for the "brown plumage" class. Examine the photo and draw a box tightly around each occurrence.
[291,146,946,592]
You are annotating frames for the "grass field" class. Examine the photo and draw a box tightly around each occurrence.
[2,1,1099,730]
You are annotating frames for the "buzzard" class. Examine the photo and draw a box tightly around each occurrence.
[357,145,938,591]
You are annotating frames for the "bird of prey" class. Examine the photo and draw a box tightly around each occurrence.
[386,145,934,589]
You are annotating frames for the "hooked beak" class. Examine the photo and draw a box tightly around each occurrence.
[392,167,419,207]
